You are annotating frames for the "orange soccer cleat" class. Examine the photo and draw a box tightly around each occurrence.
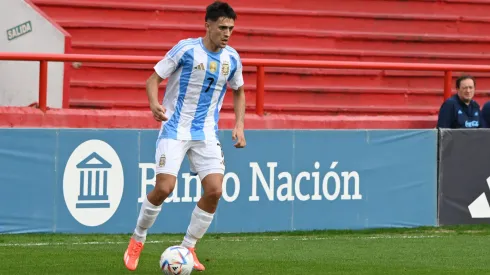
[188,247,205,271]
[123,237,144,271]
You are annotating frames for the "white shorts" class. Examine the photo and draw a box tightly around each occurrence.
[155,138,225,180]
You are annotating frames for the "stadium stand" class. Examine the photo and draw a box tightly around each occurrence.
[30,0,490,128]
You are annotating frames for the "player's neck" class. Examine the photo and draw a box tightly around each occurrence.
[202,36,220,53]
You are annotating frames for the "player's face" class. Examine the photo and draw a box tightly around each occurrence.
[457,78,475,103]
[207,17,234,49]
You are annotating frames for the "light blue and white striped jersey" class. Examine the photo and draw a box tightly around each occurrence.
[154,37,244,141]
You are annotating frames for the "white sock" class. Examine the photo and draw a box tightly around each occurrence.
[181,205,214,248]
[133,196,162,243]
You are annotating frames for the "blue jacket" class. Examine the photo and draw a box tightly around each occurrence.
[481,101,490,128]
[437,95,482,129]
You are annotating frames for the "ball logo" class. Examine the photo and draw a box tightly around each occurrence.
[63,140,124,227]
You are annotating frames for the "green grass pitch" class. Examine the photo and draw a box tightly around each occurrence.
[1,225,490,274]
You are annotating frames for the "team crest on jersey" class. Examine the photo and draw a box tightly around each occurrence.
[209,61,218,73]
[221,62,230,76]
[159,154,166,167]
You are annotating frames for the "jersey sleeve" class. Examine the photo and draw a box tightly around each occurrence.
[228,55,244,90]
[154,55,178,80]
[154,39,194,79]
[436,100,454,128]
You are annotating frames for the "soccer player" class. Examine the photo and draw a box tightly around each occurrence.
[123,1,246,272]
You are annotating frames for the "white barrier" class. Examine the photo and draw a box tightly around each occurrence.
[0,0,70,108]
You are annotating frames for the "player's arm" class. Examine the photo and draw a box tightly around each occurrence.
[233,85,245,128]
[146,72,167,122]
[232,85,246,147]
[232,85,246,148]
[229,55,246,148]
[147,47,180,122]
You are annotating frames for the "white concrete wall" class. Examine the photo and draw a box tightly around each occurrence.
[0,0,66,108]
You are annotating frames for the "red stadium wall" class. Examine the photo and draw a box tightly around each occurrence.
[7,0,490,129]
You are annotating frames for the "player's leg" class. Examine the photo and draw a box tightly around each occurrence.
[133,172,176,243]
[181,140,225,271]
[124,138,189,271]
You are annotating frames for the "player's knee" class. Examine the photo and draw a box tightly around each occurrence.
[201,172,223,201]
[204,187,222,201]
[154,184,174,198]
[154,174,176,197]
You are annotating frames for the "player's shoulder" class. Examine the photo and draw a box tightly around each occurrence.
[168,38,201,57]
[224,45,241,60]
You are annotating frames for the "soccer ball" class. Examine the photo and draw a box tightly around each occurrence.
[159,245,194,275]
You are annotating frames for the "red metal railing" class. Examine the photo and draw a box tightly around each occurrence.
[2,52,490,115]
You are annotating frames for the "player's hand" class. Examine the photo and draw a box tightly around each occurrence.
[150,102,168,122]
[232,126,246,148]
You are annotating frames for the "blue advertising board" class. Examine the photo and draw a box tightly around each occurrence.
[0,129,438,234]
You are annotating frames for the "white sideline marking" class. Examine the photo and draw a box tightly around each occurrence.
[0,240,175,247]
[0,235,440,247]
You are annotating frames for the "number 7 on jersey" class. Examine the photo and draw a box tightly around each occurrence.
[204,77,214,93]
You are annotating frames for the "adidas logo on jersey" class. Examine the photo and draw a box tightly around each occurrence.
[194,63,205,70]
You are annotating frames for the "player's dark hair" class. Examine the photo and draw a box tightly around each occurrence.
[456,74,476,89]
[205,1,237,22]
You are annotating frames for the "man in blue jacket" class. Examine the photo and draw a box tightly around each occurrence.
[437,75,482,128]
